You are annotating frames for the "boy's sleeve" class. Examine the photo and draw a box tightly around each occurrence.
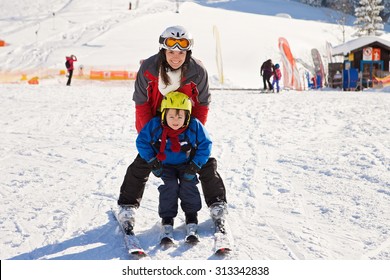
[136,118,158,162]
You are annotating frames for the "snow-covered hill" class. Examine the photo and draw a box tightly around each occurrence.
[1,0,389,88]
[1,0,389,268]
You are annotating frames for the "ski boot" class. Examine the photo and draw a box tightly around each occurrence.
[117,205,136,235]
[210,202,228,234]
[210,202,232,254]
[160,225,174,247]
[160,218,174,247]
[185,223,199,244]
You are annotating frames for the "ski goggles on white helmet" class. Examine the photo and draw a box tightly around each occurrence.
[160,37,191,50]
[159,26,193,51]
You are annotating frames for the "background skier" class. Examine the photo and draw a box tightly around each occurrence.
[260,58,274,91]
[272,63,282,93]
[65,54,77,86]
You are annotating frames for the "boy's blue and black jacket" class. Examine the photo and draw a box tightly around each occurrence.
[136,116,212,168]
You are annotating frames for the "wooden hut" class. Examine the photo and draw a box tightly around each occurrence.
[330,36,390,90]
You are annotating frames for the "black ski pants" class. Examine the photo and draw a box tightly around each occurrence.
[118,154,227,208]
[66,69,73,86]
[158,165,201,220]
[263,73,273,90]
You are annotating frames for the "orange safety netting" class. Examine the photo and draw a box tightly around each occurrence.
[373,74,390,87]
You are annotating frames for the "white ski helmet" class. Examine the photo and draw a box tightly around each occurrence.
[159,25,194,51]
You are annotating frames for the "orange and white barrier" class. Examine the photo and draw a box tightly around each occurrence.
[0,66,137,84]
[28,77,39,84]
[89,70,137,80]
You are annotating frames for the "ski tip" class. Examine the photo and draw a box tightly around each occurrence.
[160,237,174,244]
[185,235,200,244]
[131,250,147,257]
[215,248,231,256]
[160,237,175,248]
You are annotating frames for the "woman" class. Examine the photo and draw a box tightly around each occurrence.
[260,58,274,91]
[65,54,77,86]
[117,26,227,235]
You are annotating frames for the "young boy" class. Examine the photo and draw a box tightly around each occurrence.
[272,63,282,93]
[136,91,212,245]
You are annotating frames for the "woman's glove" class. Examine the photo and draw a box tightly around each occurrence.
[148,157,162,177]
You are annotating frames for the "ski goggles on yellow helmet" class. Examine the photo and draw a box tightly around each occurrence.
[161,91,192,126]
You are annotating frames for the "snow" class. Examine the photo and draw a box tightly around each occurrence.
[332,35,390,55]
[1,0,390,268]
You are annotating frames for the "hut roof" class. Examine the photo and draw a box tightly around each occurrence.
[332,36,390,56]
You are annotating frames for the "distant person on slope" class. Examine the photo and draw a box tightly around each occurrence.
[116,25,228,237]
[65,55,77,86]
[260,58,274,91]
[272,63,282,93]
[136,91,212,245]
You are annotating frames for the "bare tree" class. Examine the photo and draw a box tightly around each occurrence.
[326,0,354,42]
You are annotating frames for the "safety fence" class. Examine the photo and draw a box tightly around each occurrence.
[0,66,137,84]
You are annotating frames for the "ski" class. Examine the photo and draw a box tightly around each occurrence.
[214,232,232,255]
[213,219,233,255]
[160,237,175,249]
[185,234,199,244]
[111,208,147,258]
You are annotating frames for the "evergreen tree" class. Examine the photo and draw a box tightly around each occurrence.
[300,0,322,6]
[328,0,355,14]
[354,0,385,36]
[381,0,390,23]
[300,0,389,24]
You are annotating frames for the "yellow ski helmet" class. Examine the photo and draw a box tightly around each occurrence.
[161,91,192,126]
